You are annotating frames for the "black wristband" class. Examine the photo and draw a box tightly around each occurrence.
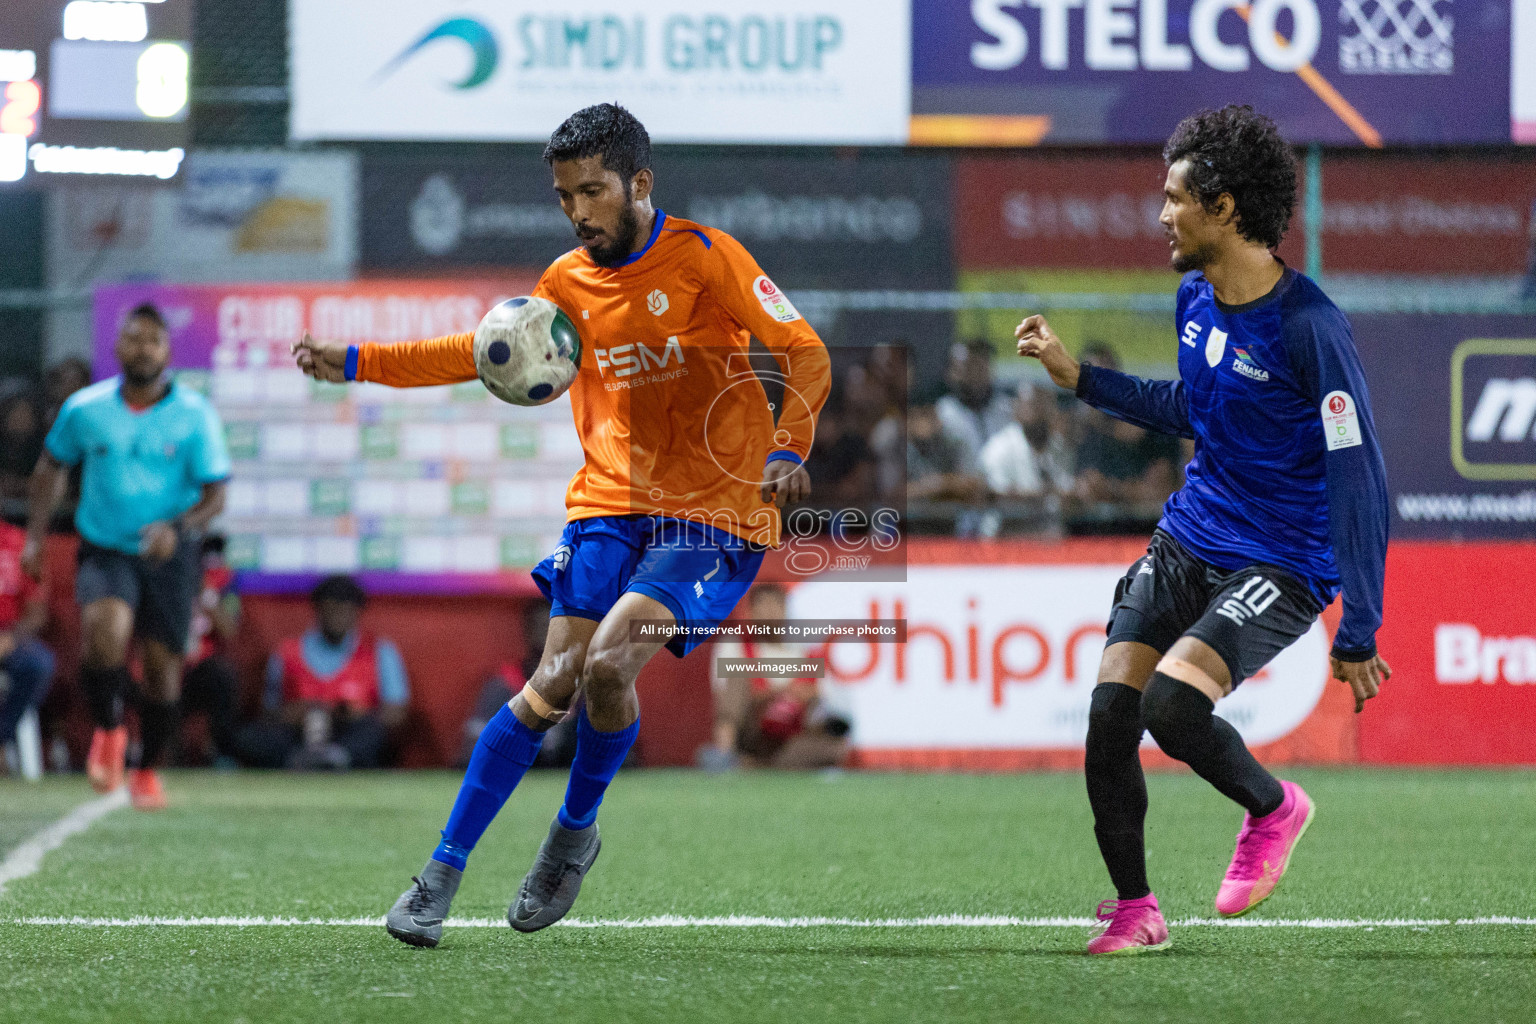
[1330,642,1377,663]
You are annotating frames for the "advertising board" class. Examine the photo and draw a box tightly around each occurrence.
[362,150,954,289]
[789,541,1354,768]
[291,0,910,144]
[913,0,1513,145]
[1351,315,1536,540]
[953,153,1536,275]
[1361,541,1536,764]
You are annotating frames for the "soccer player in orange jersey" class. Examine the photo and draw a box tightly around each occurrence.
[293,104,830,947]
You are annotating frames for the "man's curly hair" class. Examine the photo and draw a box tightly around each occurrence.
[1163,105,1296,250]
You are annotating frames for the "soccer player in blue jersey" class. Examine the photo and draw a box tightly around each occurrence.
[1017,106,1390,954]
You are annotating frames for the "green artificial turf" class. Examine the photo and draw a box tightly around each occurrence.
[2,769,1534,1023]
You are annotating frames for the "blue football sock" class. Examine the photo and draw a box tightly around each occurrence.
[557,712,639,831]
[432,705,545,870]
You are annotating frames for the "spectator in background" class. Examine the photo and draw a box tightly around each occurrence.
[459,599,577,770]
[42,357,92,430]
[864,343,906,412]
[805,390,876,510]
[0,517,53,770]
[937,340,1013,459]
[239,574,409,770]
[907,401,986,505]
[1072,342,1181,508]
[846,351,905,507]
[178,535,242,767]
[701,584,848,771]
[981,381,1075,499]
[0,390,45,510]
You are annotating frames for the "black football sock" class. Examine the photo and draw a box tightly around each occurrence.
[138,699,180,769]
[1141,672,1284,818]
[1085,683,1151,901]
[81,665,129,729]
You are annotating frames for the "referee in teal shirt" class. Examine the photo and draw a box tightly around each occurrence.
[24,303,230,808]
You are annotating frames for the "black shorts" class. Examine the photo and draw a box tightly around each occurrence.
[76,538,200,652]
[1105,529,1322,688]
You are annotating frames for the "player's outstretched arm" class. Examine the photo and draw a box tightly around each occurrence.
[292,333,350,382]
[1016,313,1193,439]
[1288,305,1391,712]
[291,332,478,388]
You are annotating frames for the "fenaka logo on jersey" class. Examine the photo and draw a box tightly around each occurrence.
[1450,339,1536,481]
[753,275,801,323]
[646,289,669,316]
[1231,347,1270,382]
[595,336,686,380]
[1321,390,1362,450]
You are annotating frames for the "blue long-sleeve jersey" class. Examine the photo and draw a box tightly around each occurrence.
[1076,267,1388,659]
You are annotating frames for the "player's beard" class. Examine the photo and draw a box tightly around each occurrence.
[1170,236,1218,274]
[584,202,642,269]
[122,360,167,388]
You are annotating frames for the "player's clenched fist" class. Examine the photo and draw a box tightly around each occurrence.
[1014,314,1081,392]
[291,333,352,383]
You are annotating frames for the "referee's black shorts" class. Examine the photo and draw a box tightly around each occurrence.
[75,537,201,652]
[1105,529,1322,688]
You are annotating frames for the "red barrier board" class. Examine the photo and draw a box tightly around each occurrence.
[955,155,1536,275]
[954,155,1174,271]
[796,538,1356,770]
[1320,156,1536,275]
[1361,542,1536,764]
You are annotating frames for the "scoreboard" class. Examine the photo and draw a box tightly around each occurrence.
[0,0,190,183]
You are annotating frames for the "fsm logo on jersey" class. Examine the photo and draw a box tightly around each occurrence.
[1451,339,1536,481]
[291,0,910,144]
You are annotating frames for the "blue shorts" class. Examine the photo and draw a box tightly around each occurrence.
[532,515,765,657]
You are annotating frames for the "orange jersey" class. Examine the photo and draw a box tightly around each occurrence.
[355,212,830,547]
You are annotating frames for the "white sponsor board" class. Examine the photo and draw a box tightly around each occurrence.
[290,0,910,144]
[1517,0,1536,143]
[791,565,1329,751]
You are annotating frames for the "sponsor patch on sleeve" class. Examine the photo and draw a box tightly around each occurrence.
[753,275,801,323]
[1321,390,1362,451]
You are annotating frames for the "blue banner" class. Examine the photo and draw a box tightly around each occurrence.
[912,0,1512,145]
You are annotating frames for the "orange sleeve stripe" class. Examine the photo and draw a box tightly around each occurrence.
[356,333,478,388]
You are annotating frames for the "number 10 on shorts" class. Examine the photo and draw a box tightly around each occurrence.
[1216,575,1280,626]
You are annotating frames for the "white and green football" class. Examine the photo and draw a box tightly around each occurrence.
[472,296,582,406]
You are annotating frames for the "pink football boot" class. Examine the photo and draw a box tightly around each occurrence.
[1216,780,1315,917]
[1086,894,1172,955]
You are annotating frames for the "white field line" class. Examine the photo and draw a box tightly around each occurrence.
[0,790,129,896]
[6,914,1536,929]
